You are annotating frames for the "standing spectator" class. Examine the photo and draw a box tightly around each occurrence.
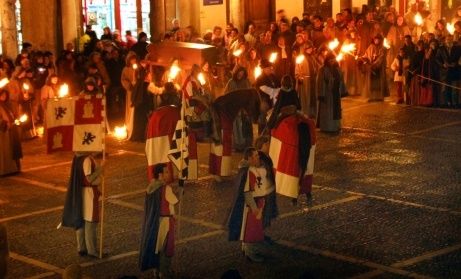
[125,30,137,49]
[131,32,149,60]
[295,41,320,117]
[57,51,79,94]
[105,48,125,119]
[273,36,292,81]
[244,23,257,48]
[317,54,345,133]
[40,74,59,117]
[89,52,111,91]
[361,35,388,101]
[439,35,461,107]
[279,21,295,47]
[100,26,113,41]
[387,16,411,66]
[61,152,103,258]
[0,88,23,176]
[311,15,327,48]
[391,48,410,104]
[130,60,152,142]
[121,52,138,140]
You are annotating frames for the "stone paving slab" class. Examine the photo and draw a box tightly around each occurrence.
[269,198,461,266]
[173,233,371,279]
[5,257,49,279]
[342,103,461,135]
[407,250,461,278]
[0,180,65,219]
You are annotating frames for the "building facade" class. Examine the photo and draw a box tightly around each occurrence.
[0,0,450,58]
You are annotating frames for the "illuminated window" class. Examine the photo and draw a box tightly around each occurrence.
[15,0,23,52]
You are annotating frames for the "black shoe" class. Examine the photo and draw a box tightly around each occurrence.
[78,250,87,257]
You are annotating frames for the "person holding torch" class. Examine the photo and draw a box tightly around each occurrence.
[0,88,23,176]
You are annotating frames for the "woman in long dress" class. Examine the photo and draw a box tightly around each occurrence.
[0,89,22,176]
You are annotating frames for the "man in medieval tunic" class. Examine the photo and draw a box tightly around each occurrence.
[61,152,103,258]
[295,41,320,118]
[228,147,268,262]
[361,35,389,102]
[317,54,346,133]
[139,163,179,277]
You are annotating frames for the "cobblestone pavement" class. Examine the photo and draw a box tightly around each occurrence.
[1,97,461,279]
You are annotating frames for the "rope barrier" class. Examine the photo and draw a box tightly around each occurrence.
[408,70,461,91]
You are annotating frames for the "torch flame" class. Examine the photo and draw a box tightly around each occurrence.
[132,63,138,70]
[0,78,9,88]
[447,23,455,35]
[23,83,30,91]
[58,83,69,98]
[233,49,243,57]
[340,43,356,54]
[168,65,181,81]
[15,114,28,125]
[36,126,44,136]
[296,54,305,64]
[328,38,340,51]
[254,65,262,79]
[269,52,278,63]
[383,38,391,49]
[197,72,206,85]
[414,13,423,26]
[336,53,344,62]
[114,125,128,140]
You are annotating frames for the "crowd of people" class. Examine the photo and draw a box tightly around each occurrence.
[2,2,461,278]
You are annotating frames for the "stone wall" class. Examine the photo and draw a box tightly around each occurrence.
[21,0,57,52]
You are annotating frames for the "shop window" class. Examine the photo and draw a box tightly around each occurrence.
[82,0,115,39]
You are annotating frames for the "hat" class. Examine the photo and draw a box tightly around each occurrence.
[260,59,272,68]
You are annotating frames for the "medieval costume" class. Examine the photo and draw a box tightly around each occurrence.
[130,62,153,142]
[254,59,281,134]
[361,36,389,102]
[145,94,198,182]
[341,34,360,96]
[183,65,211,140]
[0,89,22,176]
[295,43,320,117]
[228,150,269,263]
[390,50,410,104]
[317,54,346,133]
[61,153,102,257]
[269,112,316,201]
[224,67,253,152]
[139,173,178,275]
[18,75,37,139]
[121,52,138,140]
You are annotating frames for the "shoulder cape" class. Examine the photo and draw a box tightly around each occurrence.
[227,167,248,241]
[61,155,86,229]
[138,189,161,271]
